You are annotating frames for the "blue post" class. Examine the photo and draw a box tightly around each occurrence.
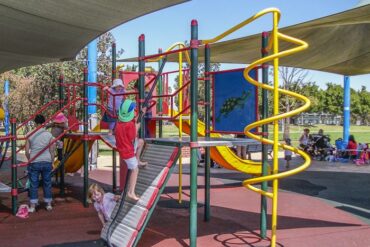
[88,39,97,114]
[343,76,350,143]
[4,80,9,136]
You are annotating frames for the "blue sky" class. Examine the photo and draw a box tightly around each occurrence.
[111,0,368,90]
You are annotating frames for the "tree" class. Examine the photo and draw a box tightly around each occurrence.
[2,32,122,122]
[173,61,220,120]
[320,83,344,115]
[353,86,370,124]
[277,67,311,139]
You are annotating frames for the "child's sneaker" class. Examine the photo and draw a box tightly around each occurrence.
[29,204,36,213]
[46,203,53,211]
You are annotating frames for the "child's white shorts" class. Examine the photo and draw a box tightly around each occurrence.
[124,157,138,170]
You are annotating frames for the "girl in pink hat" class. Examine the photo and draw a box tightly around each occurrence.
[46,112,68,162]
[103,78,125,135]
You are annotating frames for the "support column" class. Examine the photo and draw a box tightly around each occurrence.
[189,19,199,247]
[138,34,145,138]
[204,44,211,222]
[88,39,98,115]
[158,48,163,138]
[11,118,17,215]
[88,39,98,170]
[4,80,10,136]
[59,75,65,196]
[83,68,89,207]
[343,76,350,143]
[260,31,269,238]
[111,42,117,193]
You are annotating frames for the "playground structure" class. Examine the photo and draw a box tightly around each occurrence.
[0,7,313,247]
[103,7,312,247]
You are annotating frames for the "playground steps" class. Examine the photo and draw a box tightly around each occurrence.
[101,143,180,247]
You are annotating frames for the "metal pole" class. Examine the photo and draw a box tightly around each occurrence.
[138,34,145,139]
[260,31,269,238]
[204,44,211,222]
[87,39,98,170]
[87,39,98,115]
[271,12,280,247]
[59,75,65,196]
[112,42,117,80]
[83,68,89,207]
[11,118,17,215]
[4,80,10,136]
[343,76,350,142]
[189,19,199,247]
[112,42,117,193]
[158,48,163,138]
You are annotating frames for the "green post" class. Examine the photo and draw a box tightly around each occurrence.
[83,68,89,207]
[112,42,117,193]
[138,34,145,138]
[59,75,65,110]
[158,48,163,138]
[260,32,269,238]
[59,75,65,196]
[189,19,199,247]
[11,118,17,215]
[204,44,211,222]
[112,42,116,80]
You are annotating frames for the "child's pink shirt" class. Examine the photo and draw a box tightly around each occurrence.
[93,192,117,221]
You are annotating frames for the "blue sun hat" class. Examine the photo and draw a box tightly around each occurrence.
[118,99,136,122]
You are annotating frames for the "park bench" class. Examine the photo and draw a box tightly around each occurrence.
[246,143,273,160]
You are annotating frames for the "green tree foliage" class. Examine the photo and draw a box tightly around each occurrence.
[353,86,370,124]
[1,32,122,122]
[173,62,220,120]
[320,83,344,115]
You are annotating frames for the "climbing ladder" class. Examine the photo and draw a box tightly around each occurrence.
[101,143,180,247]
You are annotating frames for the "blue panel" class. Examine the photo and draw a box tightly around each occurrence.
[214,69,257,133]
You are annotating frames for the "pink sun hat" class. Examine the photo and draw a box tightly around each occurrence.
[54,113,68,123]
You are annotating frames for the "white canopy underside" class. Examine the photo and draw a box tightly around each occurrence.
[120,4,370,76]
[0,0,188,73]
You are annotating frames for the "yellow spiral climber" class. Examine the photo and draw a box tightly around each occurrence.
[202,8,311,247]
[242,11,310,247]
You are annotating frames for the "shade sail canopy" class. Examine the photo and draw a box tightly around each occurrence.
[0,0,188,73]
[120,4,370,76]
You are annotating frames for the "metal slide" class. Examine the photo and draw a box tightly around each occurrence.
[101,143,180,247]
[173,118,262,175]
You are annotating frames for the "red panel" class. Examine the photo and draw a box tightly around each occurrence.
[127,229,138,247]
[152,167,169,189]
[136,209,149,231]
[145,187,159,209]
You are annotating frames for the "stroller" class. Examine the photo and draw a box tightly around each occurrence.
[307,134,333,160]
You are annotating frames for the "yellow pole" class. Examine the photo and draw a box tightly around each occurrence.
[271,11,279,247]
[178,51,183,203]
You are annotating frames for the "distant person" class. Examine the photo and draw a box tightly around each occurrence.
[25,114,55,212]
[299,128,311,151]
[284,138,292,169]
[88,183,120,225]
[103,78,126,135]
[236,134,247,159]
[346,135,358,160]
[115,99,148,201]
